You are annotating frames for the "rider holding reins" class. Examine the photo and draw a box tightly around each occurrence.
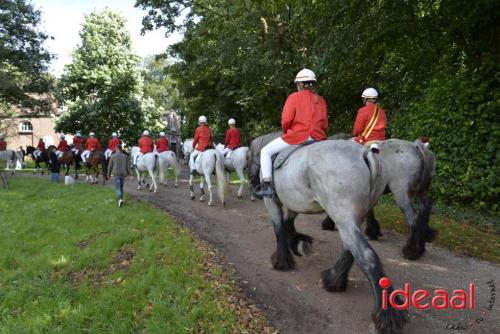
[81,132,100,164]
[134,130,153,166]
[156,132,170,153]
[55,134,69,158]
[105,132,121,160]
[253,68,329,199]
[353,88,387,145]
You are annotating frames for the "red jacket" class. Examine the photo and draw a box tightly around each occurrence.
[139,136,153,154]
[0,139,6,151]
[85,137,100,151]
[353,102,387,143]
[73,137,84,149]
[107,137,120,151]
[193,125,212,151]
[224,128,240,149]
[37,141,46,150]
[156,137,170,153]
[281,89,329,144]
[57,139,69,151]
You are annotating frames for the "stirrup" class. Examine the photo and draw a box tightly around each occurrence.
[253,182,273,199]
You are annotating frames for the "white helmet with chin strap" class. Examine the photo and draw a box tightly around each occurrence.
[228,118,236,125]
[89,132,95,137]
[361,88,378,99]
[159,131,166,137]
[60,134,65,139]
[198,115,207,124]
[75,132,81,137]
[143,130,150,136]
[294,68,317,83]
[112,132,118,137]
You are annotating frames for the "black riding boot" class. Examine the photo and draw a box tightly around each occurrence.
[253,181,273,199]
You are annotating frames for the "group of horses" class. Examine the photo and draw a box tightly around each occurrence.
[180,134,435,334]
[4,133,436,334]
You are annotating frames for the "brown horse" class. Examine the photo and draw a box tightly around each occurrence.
[59,149,82,179]
[85,151,108,184]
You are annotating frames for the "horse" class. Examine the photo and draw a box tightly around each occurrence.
[84,150,107,184]
[249,133,436,260]
[321,138,437,260]
[131,147,158,193]
[189,148,228,206]
[259,139,406,334]
[215,144,249,199]
[157,150,181,187]
[182,138,194,165]
[26,145,49,174]
[59,148,82,179]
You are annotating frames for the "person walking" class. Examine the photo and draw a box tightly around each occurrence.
[48,146,61,183]
[108,144,130,207]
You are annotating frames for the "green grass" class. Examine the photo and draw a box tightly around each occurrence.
[374,197,500,263]
[0,177,270,333]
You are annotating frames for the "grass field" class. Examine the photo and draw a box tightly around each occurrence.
[0,177,271,333]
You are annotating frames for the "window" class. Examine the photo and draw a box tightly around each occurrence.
[19,121,33,133]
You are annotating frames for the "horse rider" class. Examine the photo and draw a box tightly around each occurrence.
[55,134,69,159]
[0,136,6,151]
[34,138,46,159]
[222,118,240,157]
[156,132,170,154]
[81,132,100,163]
[353,88,387,145]
[105,132,120,160]
[72,131,84,155]
[253,68,329,199]
[134,130,154,166]
[189,115,213,175]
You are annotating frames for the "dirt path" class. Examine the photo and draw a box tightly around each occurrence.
[20,171,500,333]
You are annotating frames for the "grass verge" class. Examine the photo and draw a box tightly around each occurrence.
[0,177,272,333]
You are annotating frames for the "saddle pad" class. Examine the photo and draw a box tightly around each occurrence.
[273,141,315,171]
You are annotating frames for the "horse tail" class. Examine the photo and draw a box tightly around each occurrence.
[215,150,229,205]
[362,144,382,193]
[169,152,182,176]
[414,139,437,242]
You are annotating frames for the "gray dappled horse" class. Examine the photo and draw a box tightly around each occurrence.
[261,140,406,334]
[249,133,436,260]
[215,144,249,199]
[321,138,437,260]
[189,148,228,206]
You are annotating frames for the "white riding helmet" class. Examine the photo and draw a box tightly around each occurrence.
[60,134,65,139]
[159,131,166,137]
[89,132,95,137]
[361,88,378,99]
[228,118,236,125]
[143,130,150,136]
[198,115,207,123]
[112,132,118,137]
[294,68,317,83]
[75,132,81,137]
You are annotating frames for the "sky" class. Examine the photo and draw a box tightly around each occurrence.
[32,0,183,76]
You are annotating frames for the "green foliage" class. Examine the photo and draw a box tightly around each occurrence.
[137,0,499,212]
[0,177,268,332]
[392,73,499,212]
[0,0,53,113]
[56,9,163,144]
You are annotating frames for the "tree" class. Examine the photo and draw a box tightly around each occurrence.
[56,9,163,144]
[0,0,53,114]
[137,0,499,212]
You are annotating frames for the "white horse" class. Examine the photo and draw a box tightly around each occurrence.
[189,148,228,206]
[157,150,181,187]
[181,138,194,165]
[131,147,158,193]
[215,144,249,199]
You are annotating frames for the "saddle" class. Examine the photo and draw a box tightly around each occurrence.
[272,140,316,171]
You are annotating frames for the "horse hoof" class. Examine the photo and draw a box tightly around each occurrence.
[190,196,195,200]
[199,197,205,202]
[237,194,242,199]
[297,240,313,256]
[271,251,295,271]
[402,243,425,261]
[250,195,256,201]
[208,202,213,206]
[321,269,349,292]
[175,184,179,188]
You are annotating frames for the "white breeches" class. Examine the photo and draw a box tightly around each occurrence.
[260,137,292,180]
[104,149,112,159]
[55,150,64,158]
[71,147,79,155]
[189,150,201,171]
[222,147,232,156]
[81,150,91,162]
[34,149,41,158]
